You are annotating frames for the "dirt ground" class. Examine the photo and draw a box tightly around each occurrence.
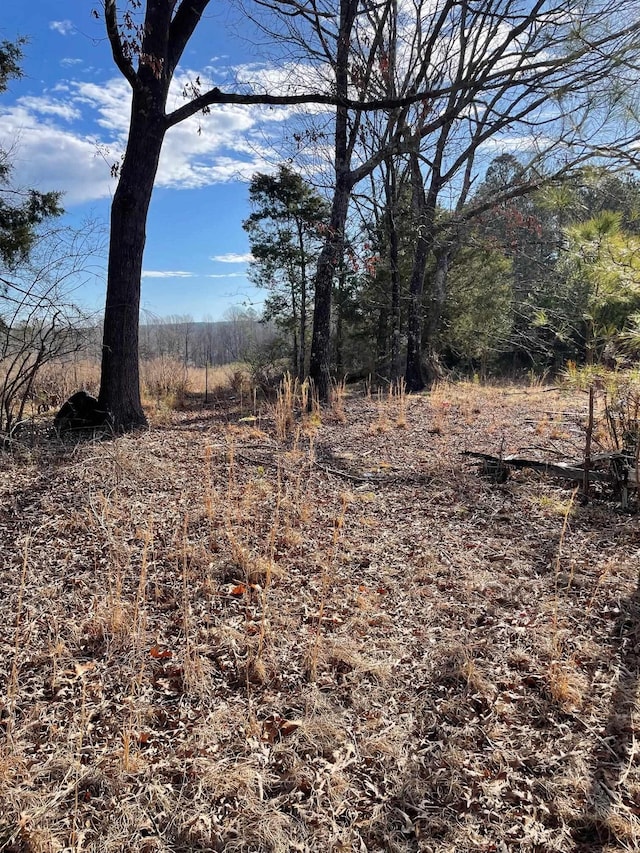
[1,382,639,852]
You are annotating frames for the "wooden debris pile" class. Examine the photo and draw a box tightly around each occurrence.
[464,449,639,507]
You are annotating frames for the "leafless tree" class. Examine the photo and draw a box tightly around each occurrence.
[393,1,640,389]
[97,0,447,428]
[0,223,103,438]
[252,0,640,395]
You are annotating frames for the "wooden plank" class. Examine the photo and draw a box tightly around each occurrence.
[504,459,615,484]
[463,451,638,490]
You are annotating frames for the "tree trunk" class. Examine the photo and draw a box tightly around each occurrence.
[290,270,299,379]
[297,221,307,382]
[404,142,443,393]
[308,176,351,400]
[404,152,431,393]
[335,266,346,379]
[424,247,449,347]
[292,325,299,379]
[308,0,357,403]
[422,246,449,383]
[405,239,430,392]
[98,98,166,430]
[385,160,401,380]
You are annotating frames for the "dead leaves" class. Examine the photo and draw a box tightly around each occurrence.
[149,646,172,660]
[1,388,639,851]
[261,713,303,744]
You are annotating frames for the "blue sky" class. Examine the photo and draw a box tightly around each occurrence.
[0,1,294,319]
[4,3,631,324]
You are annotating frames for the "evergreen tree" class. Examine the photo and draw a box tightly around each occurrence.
[460,160,640,370]
[0,39,62,273]
[243,166,329,380]
[442,240,513,376]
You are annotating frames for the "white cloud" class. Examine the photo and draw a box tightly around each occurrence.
[0,67,303,207]
[233,61,330,102]
[211,252,253,263]
[142,270,195,278]
[206,272,248,278]
[61,58,84,68]
[0,103,117,203]
[17,96,81,122]
[72,79,131,136]
[50,20,75,36]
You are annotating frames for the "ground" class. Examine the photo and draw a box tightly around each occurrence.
[0,382,639,852]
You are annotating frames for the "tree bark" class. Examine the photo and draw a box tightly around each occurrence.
[404,239,430,392]
[404,150,433,393]
[385,159,402,379]
[424,247,449,346]
[308,175,352,400]
[289,262,300,379]
[98,98,166,429]
[308,0,357,402]
[421,245,450,383]
[335,266,348,379]
[297,220,307,382]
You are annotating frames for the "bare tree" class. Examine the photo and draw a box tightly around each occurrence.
[255,0,640,395]
[96,0,446,429]
[0,223,102,438]
[257,0,415,398]
[397,1,640,390]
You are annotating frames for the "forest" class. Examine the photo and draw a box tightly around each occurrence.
[242,161,640,384]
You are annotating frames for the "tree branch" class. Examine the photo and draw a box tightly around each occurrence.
[168,0,211,76]
[165,85,455,128]
[104,0,138,90]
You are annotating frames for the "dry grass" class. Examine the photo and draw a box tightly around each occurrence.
[141,360,251,411]
[0,358,101,421]
[1,379,640,852]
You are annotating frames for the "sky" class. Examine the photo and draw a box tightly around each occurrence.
[4,3,633,324]
[0,0,299,320]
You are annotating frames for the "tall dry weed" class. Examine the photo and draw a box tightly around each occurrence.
[274,373,320,441]
[141,356,191,408]
[329,378,347,423]
[307,491,351,683]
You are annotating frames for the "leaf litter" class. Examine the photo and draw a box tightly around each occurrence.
[0,382,639,852]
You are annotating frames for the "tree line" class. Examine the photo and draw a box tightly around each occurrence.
[137,311,276,367]
[245,158,640,385]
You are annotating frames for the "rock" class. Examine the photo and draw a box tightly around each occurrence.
[53,391,113,434]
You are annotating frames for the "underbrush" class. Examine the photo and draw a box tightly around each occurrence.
[141,359,252,410]
[0,358,253,427]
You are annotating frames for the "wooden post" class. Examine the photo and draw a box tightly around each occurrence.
[583,385,594,500]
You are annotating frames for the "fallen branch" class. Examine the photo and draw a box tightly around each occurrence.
[463,450,638,498]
